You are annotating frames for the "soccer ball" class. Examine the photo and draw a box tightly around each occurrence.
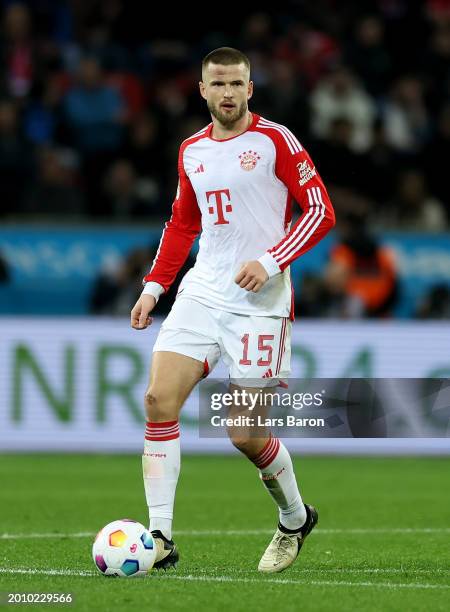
[92,519,156,577]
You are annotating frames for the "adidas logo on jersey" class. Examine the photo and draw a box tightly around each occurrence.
[262,368,273,378]
[194,163,205,173]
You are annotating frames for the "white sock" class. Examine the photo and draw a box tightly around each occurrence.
[142,420,180,541]
[253,436,306,531]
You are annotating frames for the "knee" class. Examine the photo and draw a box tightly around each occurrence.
[144,387,178,421]
[229,434,257,458]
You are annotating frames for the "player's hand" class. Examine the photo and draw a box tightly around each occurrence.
[235,261,269,293]
[130,294,156,330]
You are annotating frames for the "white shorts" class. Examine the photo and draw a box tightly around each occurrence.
[153,297,291,387]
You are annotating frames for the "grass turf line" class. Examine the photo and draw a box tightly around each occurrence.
[0,455,448,612]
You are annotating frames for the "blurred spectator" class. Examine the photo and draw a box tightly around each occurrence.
[378,169,447,232]
[274,21,339,90]
[422,104,450,218]
[359,118,399,205]
[23,76,63,145]
[0,98,32,215]
[0,3,34,98]
[257,60,310,137]
[422,21,450,110]
[121,112,165,185]
[382,76,430,153]
[345,15,392,97]
[310,65,376,152]
[322,213,398,317]
[102,159,157,218]
[23,146,84,216]
[415,283,450,319]
[90,246,196,315]
[90,246,153,315]
[63,56,124,153]
[309,117,365,192]
[63,55,125,215]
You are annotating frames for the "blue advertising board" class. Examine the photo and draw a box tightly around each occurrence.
[0,225,449,316]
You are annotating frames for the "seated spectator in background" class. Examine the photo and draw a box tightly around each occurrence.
[415,284,450,319]
[24,76,63,145]
[90,246,154,316]
[253,59,310,137]
[422,103,450,220]
[378,169,447,232]
[119,112,165,207]
[273,21,339,90]
[121,112,164,178]
[359,118,399,205]
[382,76,430,154]
[1,3,35,98]
[323,213,398,317]
[0,98,33,215]
[24,146,85,216]
[309,117,365,192]
[90,246,196,316]
[310,65,376,152]
[63,56,125,154]
[63,55,127,216]
[344,15,392,97]
[101,159,159,218]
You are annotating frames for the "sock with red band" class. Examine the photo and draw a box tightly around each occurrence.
[142,420,180,540]
[253,436,306,531]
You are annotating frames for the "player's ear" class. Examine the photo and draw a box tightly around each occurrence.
[199,81,207,100]
[247,80,253,100]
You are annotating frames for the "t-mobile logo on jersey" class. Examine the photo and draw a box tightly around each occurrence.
[206,189,232,225]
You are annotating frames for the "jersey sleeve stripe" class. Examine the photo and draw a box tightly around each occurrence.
[270,189,319,259]
[262,119,303,152]
[258,125,295,154]
[258,118,300,153]
[275,205,321,263]
[258,118,303,153]
[258,118,301,151]
[277,188,326,265]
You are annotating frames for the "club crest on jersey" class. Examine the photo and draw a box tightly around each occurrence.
[239,150,260,171]
[297,160,316,186]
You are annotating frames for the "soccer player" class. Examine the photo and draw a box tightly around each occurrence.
[131,47,335,573]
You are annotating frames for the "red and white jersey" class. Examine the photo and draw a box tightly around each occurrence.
[144,113,335,318]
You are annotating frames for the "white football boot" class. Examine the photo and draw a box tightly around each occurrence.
[258,504,318,573]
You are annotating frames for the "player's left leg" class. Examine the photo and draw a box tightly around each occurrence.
[222,313,317,572]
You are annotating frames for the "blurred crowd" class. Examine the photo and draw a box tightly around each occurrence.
[1,0,450,318]
[0,0,449,228]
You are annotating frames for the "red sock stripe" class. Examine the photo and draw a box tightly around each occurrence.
[253,436,280,469]
[145,421,180,441]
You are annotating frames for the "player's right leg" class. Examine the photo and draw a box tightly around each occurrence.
[142,298,221,570]
[143,350,204,570]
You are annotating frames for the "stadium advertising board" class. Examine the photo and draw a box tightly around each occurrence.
[0,319,449,454]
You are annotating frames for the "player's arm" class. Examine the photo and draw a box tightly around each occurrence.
[236,138,335,292]
[131,149,201,329]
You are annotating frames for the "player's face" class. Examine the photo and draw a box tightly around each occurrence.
[200,63,253,127]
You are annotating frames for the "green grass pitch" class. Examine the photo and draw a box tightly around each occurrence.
[0,454,449,611]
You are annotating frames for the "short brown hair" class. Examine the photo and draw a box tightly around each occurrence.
[202,47,250,75]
